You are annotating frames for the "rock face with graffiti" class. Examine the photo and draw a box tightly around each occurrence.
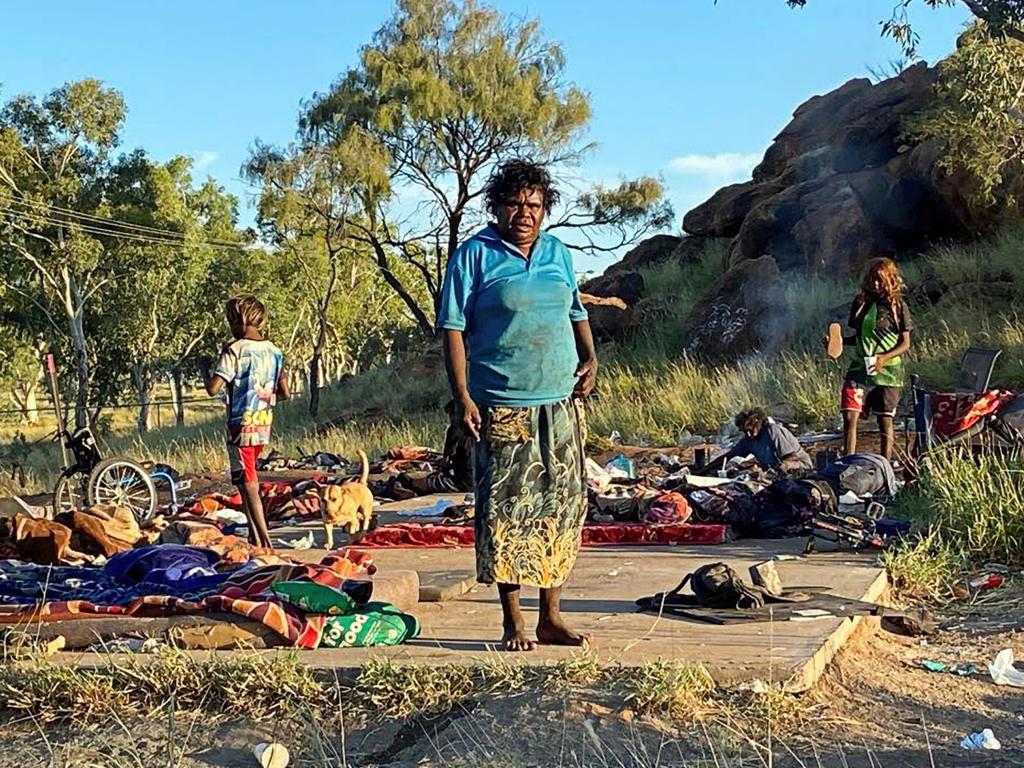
[681,256,792,364]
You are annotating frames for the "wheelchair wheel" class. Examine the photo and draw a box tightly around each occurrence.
[86,456,158,524]
[53,474,87,515]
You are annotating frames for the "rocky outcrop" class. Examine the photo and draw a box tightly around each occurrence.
[580,271,645,306]
[680,256,790,364]
[683,180,783,239]
[580,294,632,341]
[683,63,979,276]
[601,235,680,276]
[577,61,1022,363]
[671,234,730,264]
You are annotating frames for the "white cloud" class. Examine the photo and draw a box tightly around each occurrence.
[193,150,220,173]
[665,152,761,180]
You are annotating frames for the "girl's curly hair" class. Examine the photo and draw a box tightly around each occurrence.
[858,257,905,309]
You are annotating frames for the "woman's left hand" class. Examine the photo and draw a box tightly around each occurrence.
[574,356,598,398]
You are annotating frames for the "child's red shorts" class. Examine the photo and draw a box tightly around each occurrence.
[227,444,264,484]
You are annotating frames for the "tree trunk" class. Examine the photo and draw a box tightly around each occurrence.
[368,238,436,336]
[11,381,40,425]
[308,301,332,418]
[170,369,185,426]
[308,352,322,418]
[69,310,90,429]
[132,362,154,433]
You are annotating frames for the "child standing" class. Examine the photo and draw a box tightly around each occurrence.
[204,294,290,548]
[834,258,913,460]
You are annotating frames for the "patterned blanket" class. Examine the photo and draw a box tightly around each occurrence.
[0,549,374,649]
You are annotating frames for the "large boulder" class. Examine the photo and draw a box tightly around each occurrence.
[580,271,645,306]
[726,142,965,274]
[683,180,783,238]
[683,62,1012,278]
[670,235,729,264]
[752,63,938,181]
[581,294,632,341]
[680,256,790,363]
[601,234,681,276]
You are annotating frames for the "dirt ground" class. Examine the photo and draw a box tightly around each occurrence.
[1,592,1020,768]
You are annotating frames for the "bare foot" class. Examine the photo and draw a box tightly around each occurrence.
[502,624,535,652]
[536,617,590,648]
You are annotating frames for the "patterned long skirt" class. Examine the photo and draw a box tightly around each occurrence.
[473,398,587,588]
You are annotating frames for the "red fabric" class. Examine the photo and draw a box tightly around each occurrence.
[930,390,1015,437]
[643,492,691,525]
[841,379,867,413]
[185,479,327,522]
[355,522,728,548]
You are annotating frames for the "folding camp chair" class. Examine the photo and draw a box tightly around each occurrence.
[955,347,1001,394]
[912,348,1008,454]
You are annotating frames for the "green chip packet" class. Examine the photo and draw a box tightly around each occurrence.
[319,602,421,648]
[271,581,359,616]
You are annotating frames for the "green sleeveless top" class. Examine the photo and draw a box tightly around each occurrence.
[846,299,914,388]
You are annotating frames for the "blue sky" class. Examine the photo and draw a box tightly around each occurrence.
[1,1,970,272]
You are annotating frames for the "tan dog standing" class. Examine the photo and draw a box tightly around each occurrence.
[318,450,375,549]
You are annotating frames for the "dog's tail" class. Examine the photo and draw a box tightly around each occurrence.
[357,449,369,486]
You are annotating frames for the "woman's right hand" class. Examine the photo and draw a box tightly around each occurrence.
[459,394,482,441]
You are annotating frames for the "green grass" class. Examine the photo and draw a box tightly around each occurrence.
[885,446,1024,599]
[5,223,1024,494]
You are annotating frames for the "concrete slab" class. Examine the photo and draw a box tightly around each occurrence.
[306,539,886,691]
[417,569,476,602]
[51,538,885,692]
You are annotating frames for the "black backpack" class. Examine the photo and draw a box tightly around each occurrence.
[756,477,838,537]
[686,487,759,533]
[646,563,768,610]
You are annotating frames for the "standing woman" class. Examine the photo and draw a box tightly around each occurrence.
[836,257,913,460]
[437,160,597,652]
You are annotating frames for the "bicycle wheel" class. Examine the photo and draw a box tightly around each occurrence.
[53,474,86,515]
[87,456,158,524]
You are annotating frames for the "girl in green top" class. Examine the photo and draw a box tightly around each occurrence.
[838,258,914,460]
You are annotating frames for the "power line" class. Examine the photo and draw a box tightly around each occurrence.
[0,204,248,252]
[0,205,253,253]
[5,194,247,247]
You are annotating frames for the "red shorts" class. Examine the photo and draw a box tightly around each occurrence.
[841,380,901,417]
[227,444,264,484]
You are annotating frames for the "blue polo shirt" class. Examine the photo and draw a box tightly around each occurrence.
[437,225,588,407]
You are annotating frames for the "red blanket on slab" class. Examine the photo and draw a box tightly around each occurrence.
[355,522,728,548]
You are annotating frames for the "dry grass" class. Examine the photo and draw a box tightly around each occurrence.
[354,658,477,719]
[5,224,1024,496]
[0,647,324,723]
[623,660,717,721]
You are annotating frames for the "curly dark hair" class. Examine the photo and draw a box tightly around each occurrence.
[484,159,560,216]
[734,407,767,433]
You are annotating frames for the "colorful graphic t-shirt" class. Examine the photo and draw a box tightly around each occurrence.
[213,338,284,446]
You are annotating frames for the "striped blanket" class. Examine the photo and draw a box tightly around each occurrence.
[0,550,374,649]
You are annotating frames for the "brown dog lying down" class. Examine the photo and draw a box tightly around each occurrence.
[318,450,375,549]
